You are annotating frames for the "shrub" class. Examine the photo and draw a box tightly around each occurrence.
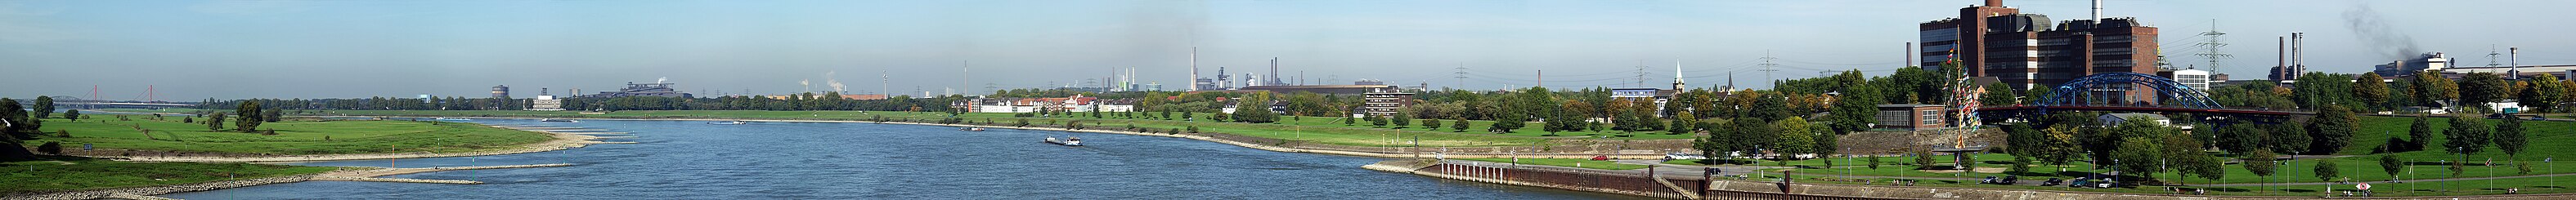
[1186,126,1200,133]
[37,141,62,155]
[56,129,70,138]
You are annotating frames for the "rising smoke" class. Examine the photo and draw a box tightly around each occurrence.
[825,71,846,92]
[2342,6,2422,60]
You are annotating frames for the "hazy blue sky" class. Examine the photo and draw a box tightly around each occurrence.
[4,0,2571,100]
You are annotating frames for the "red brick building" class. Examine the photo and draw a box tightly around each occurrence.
[1920,0,2161,104]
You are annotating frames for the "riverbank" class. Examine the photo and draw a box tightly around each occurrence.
[101,124,609,162]
[4,163,577,200]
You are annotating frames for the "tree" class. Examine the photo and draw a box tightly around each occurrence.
[0,99,36,140]
[1771,117,1815,165]
[2354,73,2391,110]
[2244,149,2279,188]
[2269,122,2311,155]
[2162,130,2221,184]
[1450,117,1470,132]
[62,109,81,122]
[1422,118,1440,130]
[206,113,228,131]
[1827,70,1883,134]
[1343,115,1356,126]
[1489,113,1525,133]
[1981,82,2020,106]
[1367,115,1387,127]
[2443,116,2490,157]
[1391,112,1412,128]
[2521,74,2566,113]
[2215,124,2266,153]
[2496,117,2528,160]
[31,96,52,118]
[2035,126,2082,167]
[2313,159,2342,183]
[236,101,264,132]
[264,108,284,122]
[2412,69,2461,107]
[2308,104,2358,154]
[2458,73,2509,108]
[2380,154,2403,181]
[2407,115,2435,153]
[2110,136,2164,181]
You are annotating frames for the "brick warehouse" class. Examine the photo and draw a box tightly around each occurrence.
[1919,0,2161,104]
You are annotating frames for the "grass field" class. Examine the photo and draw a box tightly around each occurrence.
[0,156,339,194]
[1654,115,2576,191]
[302,109,1706,147]
[1460,158,1650,170]
[19,114,554,154]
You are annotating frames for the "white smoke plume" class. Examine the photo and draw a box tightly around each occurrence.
[657,77,668,84]
[825,71,847,92]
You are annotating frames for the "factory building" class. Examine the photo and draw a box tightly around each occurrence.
[1919,0,2161,104]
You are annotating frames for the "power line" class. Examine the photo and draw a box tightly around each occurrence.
[1759,50,1782,82]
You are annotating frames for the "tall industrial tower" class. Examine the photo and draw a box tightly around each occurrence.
[1188,47,1199,91]
[2192,20,2231,71]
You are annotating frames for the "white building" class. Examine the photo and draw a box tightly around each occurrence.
[2166,69,2211,90]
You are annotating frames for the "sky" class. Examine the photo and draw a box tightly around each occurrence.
[2,0,2572,100]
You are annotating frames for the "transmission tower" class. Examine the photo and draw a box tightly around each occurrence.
[2489,45,2503,67]
[2191,20,2231,71]
[1635,60,1649,87]
[1453,63,1468,90]
[1757,51,1782,83]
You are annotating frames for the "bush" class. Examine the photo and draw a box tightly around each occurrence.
[1868,156,1883,169]
[37,141,62,155]
[56,129,70,138]
[1186,126,1200,133]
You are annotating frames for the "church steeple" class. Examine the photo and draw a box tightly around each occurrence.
[1672,59,1685,90]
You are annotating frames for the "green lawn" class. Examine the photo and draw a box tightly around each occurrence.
[1460,158,1650,170]
[0,157,339,194]
[1772,171,2575,197]
[304,109,1704,147]
[20,114,554,154]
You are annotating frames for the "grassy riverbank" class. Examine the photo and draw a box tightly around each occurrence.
[298,109,1703,147]
[0,156,338,194]
[20,114,553,155]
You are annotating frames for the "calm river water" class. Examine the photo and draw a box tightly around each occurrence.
[165,119,1648,199]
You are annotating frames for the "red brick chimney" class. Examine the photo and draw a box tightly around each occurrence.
[1986,0,2003,7]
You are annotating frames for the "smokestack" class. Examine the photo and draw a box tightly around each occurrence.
[2091,0,2101,20]
[1986,0,2002,7]
[1189,47,1198,91]
[1271,57,1280,86]
[2297,33,2311,79]
[1906,42,1915,67]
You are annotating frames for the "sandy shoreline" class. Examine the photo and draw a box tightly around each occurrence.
[94,123,610,163]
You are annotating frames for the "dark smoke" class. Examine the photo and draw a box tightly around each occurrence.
[2341,6,2421,60]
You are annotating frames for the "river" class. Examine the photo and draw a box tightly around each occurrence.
[165,119,1650,199]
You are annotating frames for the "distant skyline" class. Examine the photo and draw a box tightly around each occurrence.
[4,0,2572,100]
